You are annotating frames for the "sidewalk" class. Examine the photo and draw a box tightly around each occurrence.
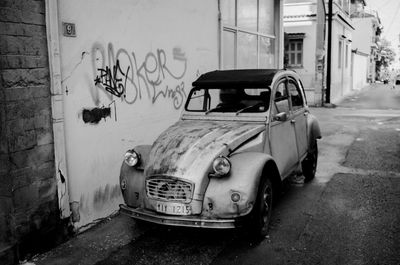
[27,214,144,265]
[338,82,400,110]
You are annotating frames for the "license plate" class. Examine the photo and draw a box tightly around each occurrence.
[156,202,191,215]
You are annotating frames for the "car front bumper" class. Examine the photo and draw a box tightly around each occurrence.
[119,204,239,229]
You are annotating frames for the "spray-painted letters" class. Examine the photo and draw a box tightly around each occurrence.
[92,43,187,109]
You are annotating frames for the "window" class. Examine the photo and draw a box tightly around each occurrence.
[287,79,303,111]
[345,43,349,68]
[185,87,271,113]
[285,39,303,67]
[221,0,276,69]
[273,81,290,115]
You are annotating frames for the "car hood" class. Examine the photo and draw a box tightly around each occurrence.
[145,120,265,179]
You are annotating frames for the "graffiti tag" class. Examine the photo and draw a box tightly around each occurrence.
[94,60,130,98]
[91,43,187,109]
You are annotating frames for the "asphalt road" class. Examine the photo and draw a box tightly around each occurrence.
[35,84,400,265]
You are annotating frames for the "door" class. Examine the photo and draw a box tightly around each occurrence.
[288,78,308,159]
[269,79,298,177]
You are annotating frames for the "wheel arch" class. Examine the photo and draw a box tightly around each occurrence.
[119,144,152,208]
[260,159,282,196]
[203,152,282,218]
[307,113,322,150]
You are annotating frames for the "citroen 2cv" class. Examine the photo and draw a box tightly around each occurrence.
[119,69,321,237]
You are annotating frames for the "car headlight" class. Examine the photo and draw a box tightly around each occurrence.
[212,156,231,176]
[124,149,140,167]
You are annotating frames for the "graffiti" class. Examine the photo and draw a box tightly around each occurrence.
[91,43,187,109]
[153,81,186,110]
[82,107,111,124]
[94,60,130,98]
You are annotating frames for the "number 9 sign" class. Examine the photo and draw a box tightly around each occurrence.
[62,22,76,37]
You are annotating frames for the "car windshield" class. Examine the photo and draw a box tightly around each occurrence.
[185,87,271,114]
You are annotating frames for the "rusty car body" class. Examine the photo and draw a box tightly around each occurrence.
[119,69,321,236]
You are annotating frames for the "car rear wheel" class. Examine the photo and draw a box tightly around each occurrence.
[302,140,318,182]
[250,177,273,238]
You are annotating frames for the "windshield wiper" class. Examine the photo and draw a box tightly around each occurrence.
[205,106,223,115]
[235,103,263,115]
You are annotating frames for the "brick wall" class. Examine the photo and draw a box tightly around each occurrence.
[0,0,61,262]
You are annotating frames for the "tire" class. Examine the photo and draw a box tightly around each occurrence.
[250,177,273,238]
[302,140,318,182]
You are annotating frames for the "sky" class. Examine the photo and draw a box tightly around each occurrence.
[366,0,400,47]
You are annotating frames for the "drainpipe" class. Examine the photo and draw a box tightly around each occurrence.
[326,0,333,104]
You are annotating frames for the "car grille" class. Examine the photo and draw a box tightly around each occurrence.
[146,177,194,203]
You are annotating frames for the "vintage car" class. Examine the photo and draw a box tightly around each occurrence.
[119,69,321,237]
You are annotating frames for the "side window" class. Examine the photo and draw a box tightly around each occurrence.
[273,81,290,115]
[287,79,304,111]
[186,89,208,111]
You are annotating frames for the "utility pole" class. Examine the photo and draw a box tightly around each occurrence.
[326,0,333,104]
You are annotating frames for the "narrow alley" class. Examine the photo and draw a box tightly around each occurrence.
[32,83,400,265]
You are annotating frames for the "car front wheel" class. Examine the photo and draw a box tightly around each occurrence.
[250,177,273,238]
[302,140,318,182]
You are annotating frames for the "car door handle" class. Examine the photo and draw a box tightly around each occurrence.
[290,119,296,124]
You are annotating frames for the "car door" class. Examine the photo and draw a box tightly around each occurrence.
[287,77,308,159]
[269,78,298,178]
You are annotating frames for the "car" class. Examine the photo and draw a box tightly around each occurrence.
[119,69,321,237]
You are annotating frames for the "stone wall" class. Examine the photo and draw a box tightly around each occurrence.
[0,0,61,262]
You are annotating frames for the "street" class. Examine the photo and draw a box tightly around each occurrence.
[34,83,400,265]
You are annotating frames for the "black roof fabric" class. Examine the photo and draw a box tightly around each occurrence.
[192,69,280,88]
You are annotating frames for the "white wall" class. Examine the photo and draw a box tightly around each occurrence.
[58,0,219,227]
[352,18,373,54]
[352,53,368,90]
[330,18,352,104]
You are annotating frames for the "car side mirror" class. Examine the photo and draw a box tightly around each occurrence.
[273,112,287,122]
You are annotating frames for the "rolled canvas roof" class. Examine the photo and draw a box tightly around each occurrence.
[192,69,280,88]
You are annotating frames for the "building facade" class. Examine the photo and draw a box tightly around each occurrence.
[350,1,382,89]
[284,0,355,105]
[0,0,285,262]
[283,0,326,105]
[327,0,354,104]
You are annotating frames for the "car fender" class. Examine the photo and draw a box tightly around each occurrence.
[307,113,322,150]
[202,152,279,219]
[119,145,151,208]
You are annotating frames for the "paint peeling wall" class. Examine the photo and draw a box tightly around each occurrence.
[57,0,219,227]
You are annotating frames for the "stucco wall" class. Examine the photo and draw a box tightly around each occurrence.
[283,0,325,106]
[57,0,219,227]
[352,53,368,90]
[329,18,352,104]
[284,22,319,104]
[352,18,373,54]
